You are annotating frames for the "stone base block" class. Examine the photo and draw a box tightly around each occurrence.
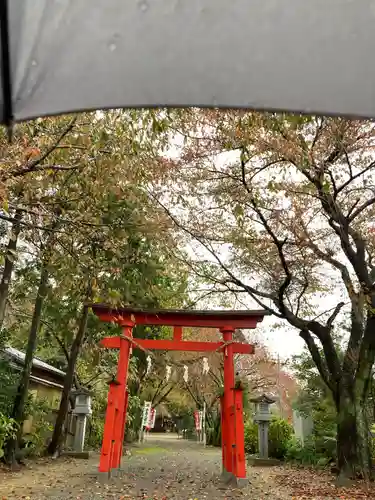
[234,477,248,488]
[221,467,248,488]
[247,456,281,466]
[96,471,110,483]
[221,468,232,483]
[110,468,125,478]
[62,450,93,459]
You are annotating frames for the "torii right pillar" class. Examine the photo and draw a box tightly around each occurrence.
[220,326,247,487]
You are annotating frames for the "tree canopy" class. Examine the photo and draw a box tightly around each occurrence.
[1,109,374,480]
[147,110,375,478]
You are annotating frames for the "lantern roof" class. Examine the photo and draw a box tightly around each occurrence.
[250,394,277,405]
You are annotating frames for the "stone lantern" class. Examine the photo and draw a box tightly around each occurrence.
[71,388,92,452]
[250,394,276,459]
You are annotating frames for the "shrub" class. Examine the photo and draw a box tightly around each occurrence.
[268,417,293,460]
[86,415,104,449]
[285,436,334,466]
[245,417,293,459]
[181,411,194,430]
[125,395,141,443]
[244,419,258,454]
[86,395,142,447]
[371,424,375,459]
[0,412,18,459]
[313,433,336,462]
[22,398,54,457]
[286,409,336,466]
[286,437,316,464]
[206,412,221,447]
[0,359,18,415]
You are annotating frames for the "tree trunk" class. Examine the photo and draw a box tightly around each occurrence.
[47,303,90,455]
[336,381,372,480]
[302,312,375,480]
[338,299,375,480]
[153,385,175,407]
[0,208,22,330]
[5,261,49,464]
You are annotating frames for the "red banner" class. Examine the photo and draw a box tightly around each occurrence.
[194,410,202,431]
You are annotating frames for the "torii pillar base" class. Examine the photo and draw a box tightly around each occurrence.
[222,474,249,488]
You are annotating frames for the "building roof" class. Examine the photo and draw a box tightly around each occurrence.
[2,346,66,377]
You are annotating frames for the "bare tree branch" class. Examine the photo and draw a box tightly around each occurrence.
[296,152,371,289]
[2,117,77,180]
[327,301,345,328]
[336,161,375,198]
[348,196,375,223]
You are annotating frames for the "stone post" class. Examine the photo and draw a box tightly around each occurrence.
[258,421,269,458]
[71,388,92,453]
[250,394,276,460]
[74,414,87,452]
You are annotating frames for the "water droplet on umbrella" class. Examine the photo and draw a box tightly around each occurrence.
[31,60,37,67]
[109,43,117,52]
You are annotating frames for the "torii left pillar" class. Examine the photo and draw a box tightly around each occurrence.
[98,322,133,479]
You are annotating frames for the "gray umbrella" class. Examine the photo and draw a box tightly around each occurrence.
[1,0,374,127]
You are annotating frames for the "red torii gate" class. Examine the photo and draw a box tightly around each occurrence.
[91,305,268,485]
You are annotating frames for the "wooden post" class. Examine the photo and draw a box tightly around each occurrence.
[110,325,133,472]
[233,388,246,480]
[120,390,129,451]
[99,381,117,475]
[221,326,235,477]
[220,396,226,473]
[203,401,206,447]
[173,326,183,341]
[123,390,129,429]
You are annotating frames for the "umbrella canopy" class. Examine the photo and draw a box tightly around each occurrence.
[1,0,375,125]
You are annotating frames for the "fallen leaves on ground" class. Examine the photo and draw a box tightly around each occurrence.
[1,438,374,500]
[272,465,375,499]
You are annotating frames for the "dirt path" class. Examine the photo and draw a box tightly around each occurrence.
[0,434,373,499]
[0,435,291,499]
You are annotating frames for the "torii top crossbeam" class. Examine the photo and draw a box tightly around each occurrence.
[91,305,269,355]
[91,305,269,329]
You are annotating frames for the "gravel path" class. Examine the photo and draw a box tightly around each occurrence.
[0,435,292,499]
